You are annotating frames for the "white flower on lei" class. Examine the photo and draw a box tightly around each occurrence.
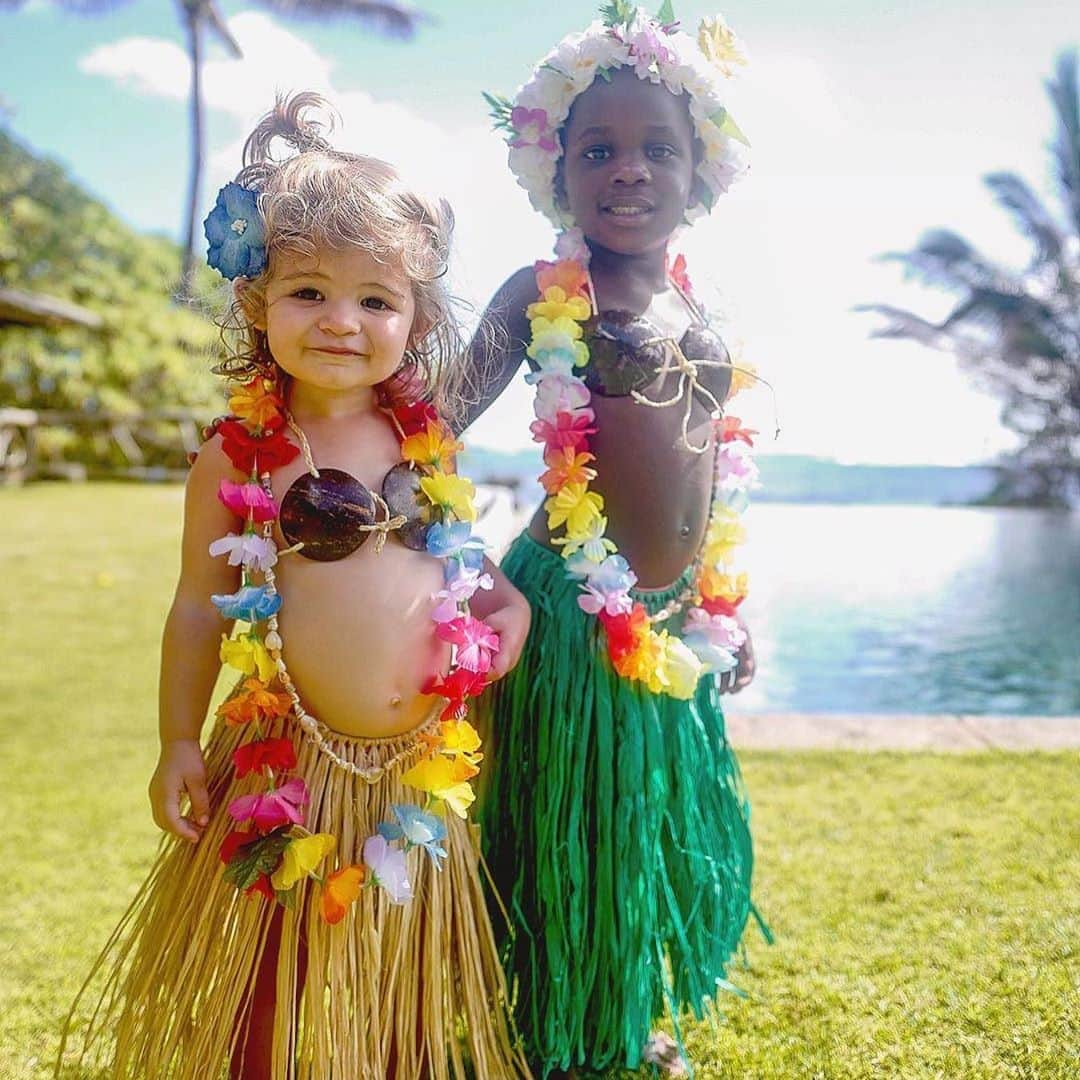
[533,371,592,421]
[208,532,278,572]
[554,228,591,264]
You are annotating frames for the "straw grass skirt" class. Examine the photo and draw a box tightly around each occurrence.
[57,708,530,1079]
[478,533,766,1077]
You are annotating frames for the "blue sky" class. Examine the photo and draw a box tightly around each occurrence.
[1,0,1076,463]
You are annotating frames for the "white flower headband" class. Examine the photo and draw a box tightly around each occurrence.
[487,1,751,232]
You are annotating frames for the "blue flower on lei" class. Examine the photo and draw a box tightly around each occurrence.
[425,521,486,561]
[211,584,282,622]
[204,182,267,279]
[378,803,448,869]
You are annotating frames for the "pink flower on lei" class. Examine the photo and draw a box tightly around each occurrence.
[436,615,500,674]
[431,563,494,623]
[217,479,278,523]
[714,442,760,492]
[530,408,597,453]
[682,608,747,653]
[510,106,557,152]
[228,777,309,833]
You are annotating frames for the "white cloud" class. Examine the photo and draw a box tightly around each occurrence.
[79,13,1025,465]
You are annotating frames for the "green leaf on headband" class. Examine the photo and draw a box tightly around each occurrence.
[656,0,676,25]
[698,184,716,212]
[601,0,637,30]
[597,64,614,82]
[482,91,514,132]
[708,107,752,148]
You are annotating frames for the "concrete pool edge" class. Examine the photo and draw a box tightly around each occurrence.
[726,713,1080,750]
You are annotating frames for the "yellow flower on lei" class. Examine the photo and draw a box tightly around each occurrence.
[545,481,604,535]
[220,633,277,683]
[615,627,665,683]
[727,345,757,398]
[527,285,591,323]
[698,15,748,78]
[703,508,746,565]
[271,832,336,891]
[551,515,617,562]
[648,633,703,700]
[402,755,478,818]
[527,316,589,366]
[400,420,462,472]
[439,718,484,766]
[420,472,477,522]
[700,568,749,605]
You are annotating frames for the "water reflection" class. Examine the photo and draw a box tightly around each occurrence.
[737,506,1080,715]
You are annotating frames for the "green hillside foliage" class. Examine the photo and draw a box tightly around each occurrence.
[0,127,224,467]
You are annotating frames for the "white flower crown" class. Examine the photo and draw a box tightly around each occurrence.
[487,2,750,232]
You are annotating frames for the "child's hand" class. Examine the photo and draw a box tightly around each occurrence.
[720,617,756,695]
[149,739,210,843]
[483,596,532,682]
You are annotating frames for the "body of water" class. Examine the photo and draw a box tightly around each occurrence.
[476,494,1080,716]
[735,505,1080,715]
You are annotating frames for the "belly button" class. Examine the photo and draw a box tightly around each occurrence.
[680,524,691,538]
[389,694,402,708]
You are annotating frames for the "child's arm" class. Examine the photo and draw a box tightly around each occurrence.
[148,438,241,842]
[455,267,537,434]
[469,557,531,682]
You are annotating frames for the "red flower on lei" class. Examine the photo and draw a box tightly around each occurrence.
[424,667,489,721]
[232,736,298,779]
[217,418,300,474]
[530,410,597,454]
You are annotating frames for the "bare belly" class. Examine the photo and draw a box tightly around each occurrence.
[529,394,716,588]
[271,542,450,738]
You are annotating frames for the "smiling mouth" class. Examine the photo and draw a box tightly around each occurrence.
[311,347,363,357]
[601,203,654,218]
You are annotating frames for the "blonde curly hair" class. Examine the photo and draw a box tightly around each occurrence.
[215,91,478,422]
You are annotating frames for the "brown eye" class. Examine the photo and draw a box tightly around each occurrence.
[583,145,611,161]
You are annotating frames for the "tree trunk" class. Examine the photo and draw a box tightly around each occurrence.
[179,5,204,299]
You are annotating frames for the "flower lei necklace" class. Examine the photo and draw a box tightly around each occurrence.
[208,374,500,917]
[527,249,762,700]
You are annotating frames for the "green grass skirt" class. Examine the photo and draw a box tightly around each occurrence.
[478,533,762,1077]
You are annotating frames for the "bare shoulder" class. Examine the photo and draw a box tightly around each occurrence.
[186,431,241,499]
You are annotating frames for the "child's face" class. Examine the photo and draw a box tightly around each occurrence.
[258,247,416,396]
[560,67,697,256]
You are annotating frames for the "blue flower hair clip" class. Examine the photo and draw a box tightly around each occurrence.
[204,182,267,279]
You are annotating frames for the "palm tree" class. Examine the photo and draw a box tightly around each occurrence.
[3,1,428,294]
[859,52,1080,506]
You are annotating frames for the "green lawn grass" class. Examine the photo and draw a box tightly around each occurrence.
[2,484,1077,1079]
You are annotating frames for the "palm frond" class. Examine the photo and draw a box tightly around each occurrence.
[879,228,1019,296]
[252,0,429,39]
[1046,49,1080,240]
[853,303,947,347]
[984,171,1065,266]
[198,0,243,58]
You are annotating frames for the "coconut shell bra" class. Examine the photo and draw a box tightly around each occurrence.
[580,312,733,401]
[279,458,431,561]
